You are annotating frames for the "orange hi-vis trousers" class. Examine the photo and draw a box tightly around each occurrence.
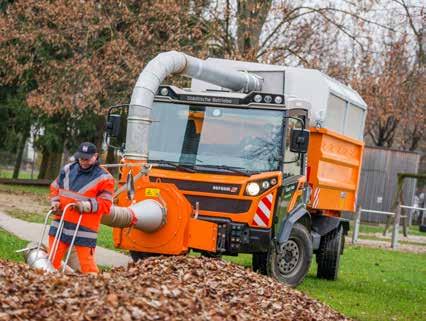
[48,235,99,274]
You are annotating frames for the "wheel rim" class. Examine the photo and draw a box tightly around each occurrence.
[277,240,301,275]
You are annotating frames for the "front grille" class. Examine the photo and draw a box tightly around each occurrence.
[149,176,241,195]
[185,194,251,213]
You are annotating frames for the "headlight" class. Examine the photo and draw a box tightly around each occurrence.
[244,176,278,196]
[246,182,260,196]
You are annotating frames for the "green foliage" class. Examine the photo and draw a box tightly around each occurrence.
[0,86,33,153]
[33,112,69,154]
[0,0,14,13]
[65,110,104,152]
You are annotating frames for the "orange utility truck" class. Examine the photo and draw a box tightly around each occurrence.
[105,52,366,286]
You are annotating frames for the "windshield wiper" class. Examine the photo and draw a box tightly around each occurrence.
[149,160,196,173]
[194,164,252,176]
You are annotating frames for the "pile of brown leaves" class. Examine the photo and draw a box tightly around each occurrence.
[0,256,351,321]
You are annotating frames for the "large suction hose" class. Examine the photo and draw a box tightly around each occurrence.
[125,51,263,160]
[102,199,166,233]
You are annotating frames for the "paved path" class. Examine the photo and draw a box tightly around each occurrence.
[0,210,131,267]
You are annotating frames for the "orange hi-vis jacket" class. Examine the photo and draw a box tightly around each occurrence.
[49,161,114,248]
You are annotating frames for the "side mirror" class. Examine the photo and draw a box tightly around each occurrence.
[126,171,135,201]
[106,114,121,138]
[290,129,310,153]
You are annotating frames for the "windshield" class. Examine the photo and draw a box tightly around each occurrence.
[147,102,284,173]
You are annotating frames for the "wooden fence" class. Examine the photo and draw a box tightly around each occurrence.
[356,146,420,223]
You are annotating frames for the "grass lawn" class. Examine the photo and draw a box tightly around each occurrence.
[0,169,39,180]
[352,234,426,247]
[0,183,49,195]
[0,228,27,262]
[222,248,426,321]
[299,246,426,321]
[352,223,425,237]
[194,249,426,321]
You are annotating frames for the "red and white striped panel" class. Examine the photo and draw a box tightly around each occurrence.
[312,187,320,208]
[252,193,273,227]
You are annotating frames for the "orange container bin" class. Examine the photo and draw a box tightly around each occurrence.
[307,128,364,212]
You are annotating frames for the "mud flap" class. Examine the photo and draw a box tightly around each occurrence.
[277,204,310,244]
[311,215,350,237]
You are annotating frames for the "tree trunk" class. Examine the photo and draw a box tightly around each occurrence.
[45,152,63,180]
[38,149,49,179]
[12,131,30,179]
[106,146,118,177]
[236,0,272,59]
[94,115,106,151]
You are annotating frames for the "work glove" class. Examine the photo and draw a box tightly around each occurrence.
[73,201,92,213]
[50,201,60,213]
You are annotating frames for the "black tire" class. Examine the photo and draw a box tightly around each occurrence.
[129,251,157,262]
[252,253,267,275]
[267,223,313,287]
[316,226,343,280]
[200,251,222,259]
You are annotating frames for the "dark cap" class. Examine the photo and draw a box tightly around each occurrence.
[74,142,97,160]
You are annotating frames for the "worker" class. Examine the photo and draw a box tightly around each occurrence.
[48,142,114,274]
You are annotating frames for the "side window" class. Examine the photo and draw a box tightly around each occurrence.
[283,117,303,177]
[325,94,346,133]
[344,104,364,139]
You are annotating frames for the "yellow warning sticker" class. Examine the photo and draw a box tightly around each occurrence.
[145,188,160,197]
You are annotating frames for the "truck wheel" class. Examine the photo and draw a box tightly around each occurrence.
[316,226,343,280]
[200,251,222,259]
[267,223,313,287]
[341,231,346,255]
[252,253,267,275]
[130,251,157,262]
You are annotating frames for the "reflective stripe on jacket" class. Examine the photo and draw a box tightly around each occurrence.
[48,161,114,247]
[49,219,98,247]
